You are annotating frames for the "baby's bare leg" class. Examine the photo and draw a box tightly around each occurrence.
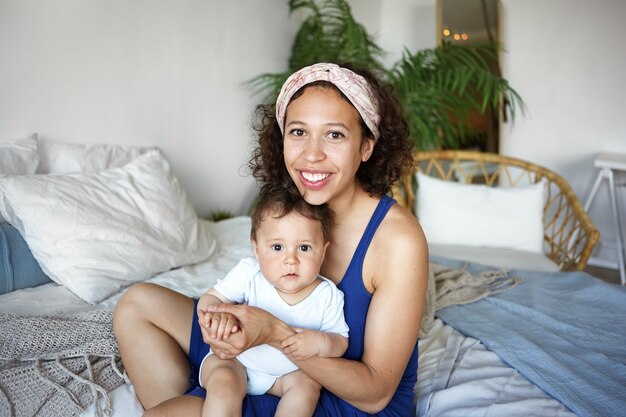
[267,370,321,417]
[200,355,247,417]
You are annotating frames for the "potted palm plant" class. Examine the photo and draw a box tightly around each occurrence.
[248,0,524,151]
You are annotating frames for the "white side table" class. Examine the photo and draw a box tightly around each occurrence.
[584,152,626,285]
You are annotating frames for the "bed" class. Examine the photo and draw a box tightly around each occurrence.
[1,137,625,417]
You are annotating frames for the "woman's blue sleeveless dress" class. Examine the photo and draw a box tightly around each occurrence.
[192,195,419,416]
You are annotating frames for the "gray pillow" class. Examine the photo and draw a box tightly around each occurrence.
[0,222,51,294]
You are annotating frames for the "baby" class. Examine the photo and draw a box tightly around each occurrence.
[197,184,349,417]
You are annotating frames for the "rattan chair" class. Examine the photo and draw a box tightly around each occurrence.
[392,150,600,271]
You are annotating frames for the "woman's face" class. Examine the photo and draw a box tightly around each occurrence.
[282,86,375,207]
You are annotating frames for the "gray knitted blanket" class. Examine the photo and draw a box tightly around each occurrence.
[420,263,523,337]
[0,309,127,417]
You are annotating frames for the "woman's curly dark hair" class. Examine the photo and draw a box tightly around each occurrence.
[248,64,414,197]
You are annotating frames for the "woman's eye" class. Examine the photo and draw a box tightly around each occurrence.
[299,244,312,252]
[271,244,283,251]
[289,129,305,136]
[328,131,344,140]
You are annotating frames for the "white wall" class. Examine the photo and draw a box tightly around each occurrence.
[349,0,436,68]
[355,0,626,264]
[0,0,436,219]
[1,0,623,265]
[0,0,434,217]
[378,0,437,67]
[500,0,626,263]
[0,0,297,217]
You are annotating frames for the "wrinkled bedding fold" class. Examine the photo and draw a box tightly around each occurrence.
[436,259,626,417]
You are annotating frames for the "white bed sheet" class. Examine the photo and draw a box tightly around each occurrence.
[0,217,573,417]
[428,243,561,273]
[416,319,575,417]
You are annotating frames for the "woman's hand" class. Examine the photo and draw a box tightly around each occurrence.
[199,323,241,359]
[201,304,295,359]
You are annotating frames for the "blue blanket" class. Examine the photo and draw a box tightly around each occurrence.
[433,256,626,417]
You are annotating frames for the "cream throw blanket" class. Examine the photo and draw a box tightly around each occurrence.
[0,309,127,417]
[420,263,523,338]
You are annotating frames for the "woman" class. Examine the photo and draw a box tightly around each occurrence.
[114,62,428,416]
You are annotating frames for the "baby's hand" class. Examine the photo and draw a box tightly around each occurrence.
[281,328,322,360]
[197,309,213,329]
[206,311,239,341]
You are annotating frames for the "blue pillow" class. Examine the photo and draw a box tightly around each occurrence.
[0,222,52,294]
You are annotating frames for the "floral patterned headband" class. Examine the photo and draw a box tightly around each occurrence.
[275,63,381,140]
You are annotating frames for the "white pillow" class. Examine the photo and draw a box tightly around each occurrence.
[0,134,40,222]
[37,139,154,174]
[416,172,545,253]
[0,134,39,176]
[0,150,217,303]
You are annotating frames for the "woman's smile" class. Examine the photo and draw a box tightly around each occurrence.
[301,171,331,183]
[299,170,333,189]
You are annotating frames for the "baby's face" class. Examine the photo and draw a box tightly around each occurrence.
[252,211,328,298]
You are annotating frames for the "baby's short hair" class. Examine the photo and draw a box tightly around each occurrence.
[250,184,333,242]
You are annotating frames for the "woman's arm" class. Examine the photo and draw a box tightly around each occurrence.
[295,221,427,412]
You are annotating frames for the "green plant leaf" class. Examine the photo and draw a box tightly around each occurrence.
[248,0,526,150]
[249,0,386,103]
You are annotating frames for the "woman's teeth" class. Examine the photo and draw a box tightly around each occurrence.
[302,172,330,182]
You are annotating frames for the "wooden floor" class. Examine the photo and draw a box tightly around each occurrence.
[584,265,623,286]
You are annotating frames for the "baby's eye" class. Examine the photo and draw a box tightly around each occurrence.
[271,244,283,251]
[299,244,312,252]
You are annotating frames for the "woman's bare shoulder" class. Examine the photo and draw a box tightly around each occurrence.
[378,203,426,248]
[365,202,428,290]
